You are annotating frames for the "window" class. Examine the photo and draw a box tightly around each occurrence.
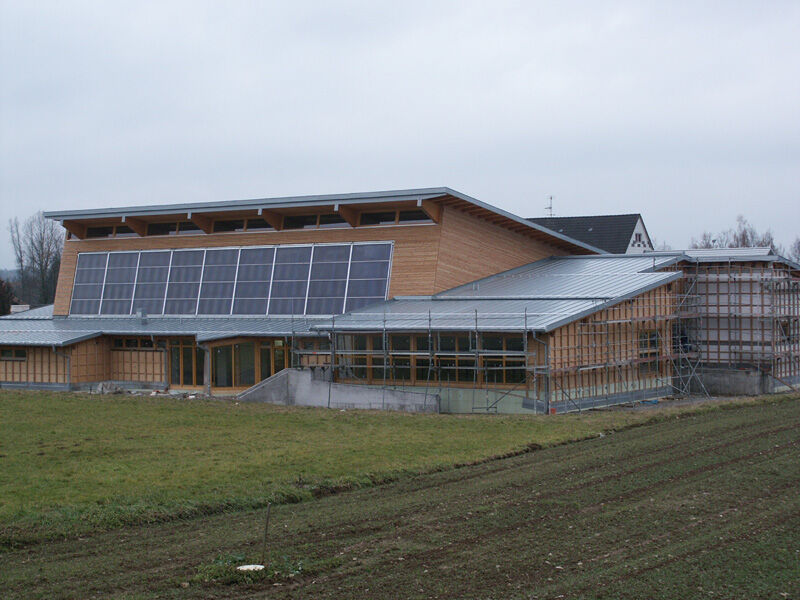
[146,222,177,236]
[176,220,201,235]
[0,348,26,361]
[359,211,397,226]
[334,332,526,387]
[211,341,256,387]
[398,210,432,224]
[86,226,115,238]
[318,213,348,228]
[213,219,245,233]
[70,242,392,316]
[169,339,204,387]
[283,215,318,230]
[639,330,660,375]
[245,218,272,231]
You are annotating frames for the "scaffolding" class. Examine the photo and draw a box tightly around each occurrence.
[681,260,800,392]
[287,262,800,413]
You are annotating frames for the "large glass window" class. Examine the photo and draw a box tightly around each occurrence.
[70,242,392,316]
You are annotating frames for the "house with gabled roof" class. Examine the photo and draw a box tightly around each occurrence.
[529,214,653,254]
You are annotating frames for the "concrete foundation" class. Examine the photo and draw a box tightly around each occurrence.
[237,368,439,413]
[692,367,774,396]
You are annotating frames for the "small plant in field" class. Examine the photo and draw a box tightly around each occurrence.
[193,551,305,585]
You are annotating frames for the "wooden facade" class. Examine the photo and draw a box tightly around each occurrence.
[0,346,69,385]
[53,203,571,316]
[547,284,677,405]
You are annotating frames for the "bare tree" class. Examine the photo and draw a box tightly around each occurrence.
[689,231,716,249]
[690,215,784,254]
[789,237,800,263]
[0,278,19,315]
[8,212,64,305]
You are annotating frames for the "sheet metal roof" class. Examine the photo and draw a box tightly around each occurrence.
[42,187,603,255]
[0,314,328,347]
[0,305,55,320]
[317,255,683,333]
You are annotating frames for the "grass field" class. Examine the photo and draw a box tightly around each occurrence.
[1,393,797,599]
[0,390,738,545]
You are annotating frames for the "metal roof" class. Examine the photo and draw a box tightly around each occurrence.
[439,254,680,298]
[0,305,55,320]
[683,247,773,258]
[0,314,328,347]
[42,187,604,255]
[316,254,683,333]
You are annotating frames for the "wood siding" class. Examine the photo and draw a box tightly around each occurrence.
[53,207,572,315]
[53,224,443,315]
[110,349,166,383]
[70,338,112,383]
[0,347,69,384]
[548,284,676,399]
[433,205,568,292]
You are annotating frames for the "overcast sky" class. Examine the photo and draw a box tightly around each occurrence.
[1,1,798,267]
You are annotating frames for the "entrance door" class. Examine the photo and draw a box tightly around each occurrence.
[258,340,288,381]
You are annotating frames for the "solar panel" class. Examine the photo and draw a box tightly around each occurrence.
[69,242,392,316]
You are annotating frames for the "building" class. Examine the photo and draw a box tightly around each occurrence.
[0,188,797,412]
[528,214,653,254]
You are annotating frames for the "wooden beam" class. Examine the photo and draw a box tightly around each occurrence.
[337,204,359,227]
[260,209,283,230]
[188,213,213,234]
[418,199,442,223]
[62,220,86,240]
[124,217,148,237]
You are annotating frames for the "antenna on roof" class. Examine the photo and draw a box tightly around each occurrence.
[545,196,554,217]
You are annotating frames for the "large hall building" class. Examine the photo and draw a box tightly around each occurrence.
[0,188,797,413]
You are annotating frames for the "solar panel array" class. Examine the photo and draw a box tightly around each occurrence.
[70,242,392,316]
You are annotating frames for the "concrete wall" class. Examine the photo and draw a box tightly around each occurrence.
[693,367,799,396]
[238,368,439,413]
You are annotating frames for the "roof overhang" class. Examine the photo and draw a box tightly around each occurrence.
[43,187,601,254]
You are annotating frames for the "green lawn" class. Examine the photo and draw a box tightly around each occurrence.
[1,394,797,599]
[0,390,789,545]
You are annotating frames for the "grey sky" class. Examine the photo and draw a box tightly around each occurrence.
[1,1,798,268]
